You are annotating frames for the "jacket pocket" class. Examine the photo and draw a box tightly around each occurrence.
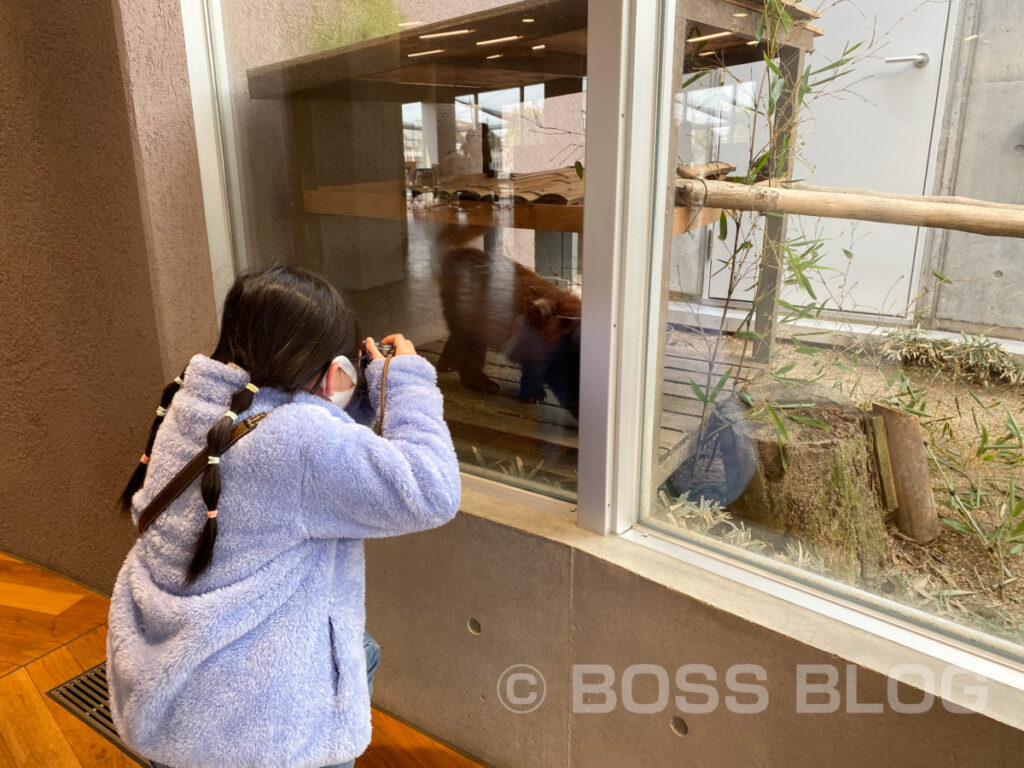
[327,617,341,698]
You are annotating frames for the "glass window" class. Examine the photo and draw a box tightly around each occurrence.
[211,0,587,500]
[640,0,1024,659]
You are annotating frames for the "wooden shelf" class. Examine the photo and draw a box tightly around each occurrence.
[303,180,721,235]
[246,0,821,103]
[248,0,587,102]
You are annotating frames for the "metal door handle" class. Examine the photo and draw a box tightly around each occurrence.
[884,52,930,67]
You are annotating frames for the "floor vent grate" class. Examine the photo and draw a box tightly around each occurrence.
[48,662,146,764]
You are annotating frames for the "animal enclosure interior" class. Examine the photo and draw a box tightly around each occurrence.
[244,0,767,498]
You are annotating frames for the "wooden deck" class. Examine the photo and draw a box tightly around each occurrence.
[420,330,755,492]
[0,553,482,768]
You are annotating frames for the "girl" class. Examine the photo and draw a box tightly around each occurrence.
[107,265,461,768]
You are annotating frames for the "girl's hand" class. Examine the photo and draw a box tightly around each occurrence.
[380,334,417,356]
[365,337,385,362]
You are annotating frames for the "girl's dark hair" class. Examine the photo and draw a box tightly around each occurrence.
[119,265,360,585]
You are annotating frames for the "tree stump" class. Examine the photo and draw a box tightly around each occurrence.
[715,382,889,583]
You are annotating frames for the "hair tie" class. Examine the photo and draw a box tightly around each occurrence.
[206,509,219,519]
[156,406,168,417]
[174,376,185,386]
[207,456,220,465]
[139,454,150,465]
[245,382,259,394]
[223,410,237,421]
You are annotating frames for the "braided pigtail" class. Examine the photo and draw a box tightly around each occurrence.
[185,381,259,584]
[118,373,186,515]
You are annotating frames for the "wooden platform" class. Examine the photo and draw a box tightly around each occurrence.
[420,330,755,493]
[304,178,722,236]
[0,553,482,768]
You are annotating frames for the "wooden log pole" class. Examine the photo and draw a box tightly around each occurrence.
[871,403,939,543]
[787,183,1024,213]
[752,46,804,363]
[677,179,1024,239]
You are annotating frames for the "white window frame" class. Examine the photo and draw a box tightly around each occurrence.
[597,0,1024,715]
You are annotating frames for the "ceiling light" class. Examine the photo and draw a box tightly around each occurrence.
[523,18,535,22]
[733,12,749,17]
[486,54,503,59]
[698,50,717,57]
[399,21,425,28]
[407,48,444,57]
[477,35,523,46]
[746,39,759,46]
[532,44,546,50]
[687,31,731,44]
[420,29,472,39]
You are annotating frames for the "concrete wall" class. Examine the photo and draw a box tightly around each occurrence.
[367,509,1024,767]
[0,0,215,592]
[922,0,1024,338]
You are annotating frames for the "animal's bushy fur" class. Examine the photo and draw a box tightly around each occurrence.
[438,246,580,416]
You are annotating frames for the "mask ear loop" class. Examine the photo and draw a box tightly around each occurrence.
[309,362,331,395]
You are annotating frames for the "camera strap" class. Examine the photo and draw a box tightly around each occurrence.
[375,351,396,436]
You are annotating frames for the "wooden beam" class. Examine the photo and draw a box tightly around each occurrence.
[681,0,821,56]
[677,179,1024,238]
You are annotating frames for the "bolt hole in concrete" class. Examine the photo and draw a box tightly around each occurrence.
[670,715,689,737]
[1015,144,1024,154]
[467,618,482,634]
[994,270,1004,278]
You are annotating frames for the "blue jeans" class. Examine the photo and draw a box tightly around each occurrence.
[150,630,381,768]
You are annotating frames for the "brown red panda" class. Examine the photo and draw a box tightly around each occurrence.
[436,231,580,418]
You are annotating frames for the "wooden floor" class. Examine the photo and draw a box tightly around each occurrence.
[420,330,756,491]
[0,553,482,768]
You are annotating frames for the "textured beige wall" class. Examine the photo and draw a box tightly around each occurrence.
[0,0,171,591]
[111,0,219,379]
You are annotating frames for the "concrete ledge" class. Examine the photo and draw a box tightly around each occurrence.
[455,485,1024,733]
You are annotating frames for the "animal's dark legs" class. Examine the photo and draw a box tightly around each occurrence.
[437,334,459,372]
[451,333,499,394]
[517,361,548,403]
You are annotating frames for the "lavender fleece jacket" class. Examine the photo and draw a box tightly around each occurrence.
[107,353,460,768]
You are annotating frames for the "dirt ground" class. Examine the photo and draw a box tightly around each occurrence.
[659,327,1024,646]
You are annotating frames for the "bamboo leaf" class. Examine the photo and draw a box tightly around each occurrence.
[767,404,790,441]
[689,378,709,403]
[681,70,709,89]
[788,413,832,430]
[574,160,584,180]
[747,152,770,184]
[709,367,734,403]
[736,331,762,340]
[768,76,785,116]
[942,518,973,534]
[718,210,728,241]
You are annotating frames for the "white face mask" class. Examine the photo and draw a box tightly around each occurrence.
[322,355,358,410]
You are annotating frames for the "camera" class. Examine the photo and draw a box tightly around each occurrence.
[360,341,394,369]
